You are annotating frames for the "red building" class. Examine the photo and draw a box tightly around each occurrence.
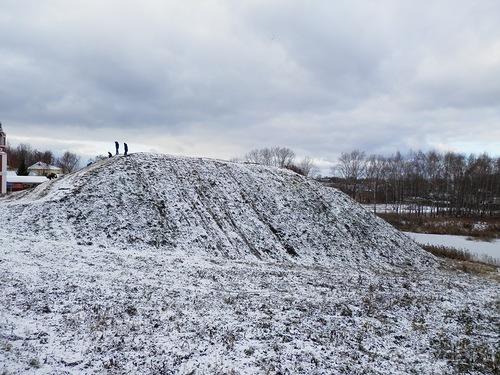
[0,122,7,195]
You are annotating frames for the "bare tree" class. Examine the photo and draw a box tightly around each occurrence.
[244,149,263,164]
[443,152,467,215]
[243,147,295,168]
[244,148,273,166]
[406,150,427,215]
[273,147,295,168]
[425,150,445,216]
[387,151,407,213]
[365,154,386,213]
[297,156,319,178]
[260,148,274,166]
[334,150,366,199]
[57,151,81,174]
[16,143,33,167]
[466,153,494,216]
[39,150,55,165]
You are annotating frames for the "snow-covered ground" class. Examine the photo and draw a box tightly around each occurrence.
[405,232,500,263]
[0,153,498,374]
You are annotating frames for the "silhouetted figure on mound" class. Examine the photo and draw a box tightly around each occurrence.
[124,143,128,156]
[108,152,112,158]
[115,141,119,155]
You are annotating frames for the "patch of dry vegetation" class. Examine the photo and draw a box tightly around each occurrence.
[422,244,500,281]
[422,244,474,262]
[379,213,500,241]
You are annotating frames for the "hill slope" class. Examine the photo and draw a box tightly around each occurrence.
[2,153,433,269]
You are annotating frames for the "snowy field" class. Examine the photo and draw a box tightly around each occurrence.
[1,153,499,374]
[1,234,499,374]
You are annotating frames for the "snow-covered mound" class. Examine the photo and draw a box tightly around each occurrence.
[2,153,434,269]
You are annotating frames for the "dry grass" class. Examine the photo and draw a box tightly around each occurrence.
[422,244,500,281]
[421,244,473,262]
[379,213,500,241]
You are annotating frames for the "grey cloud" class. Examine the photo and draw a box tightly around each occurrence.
[1,0,499,164]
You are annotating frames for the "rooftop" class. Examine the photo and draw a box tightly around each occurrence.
[28,161,62,171]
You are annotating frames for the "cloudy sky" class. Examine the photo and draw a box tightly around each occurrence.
[1,0,499,173]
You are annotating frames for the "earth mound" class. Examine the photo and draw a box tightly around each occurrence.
[2,153,435,269]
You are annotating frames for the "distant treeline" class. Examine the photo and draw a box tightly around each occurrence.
[5,143,80,175]
[324,150,500,217]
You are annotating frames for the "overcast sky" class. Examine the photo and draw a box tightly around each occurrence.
[1,0,499,173]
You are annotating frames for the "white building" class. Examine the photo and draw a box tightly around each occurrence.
[27,161,62,176]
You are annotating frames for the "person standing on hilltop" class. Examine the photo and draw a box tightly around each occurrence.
[124,143,128,156]
[108,151,112,158]
[115,141,119,155]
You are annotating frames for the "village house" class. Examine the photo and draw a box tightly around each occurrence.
[27,161,62,177]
